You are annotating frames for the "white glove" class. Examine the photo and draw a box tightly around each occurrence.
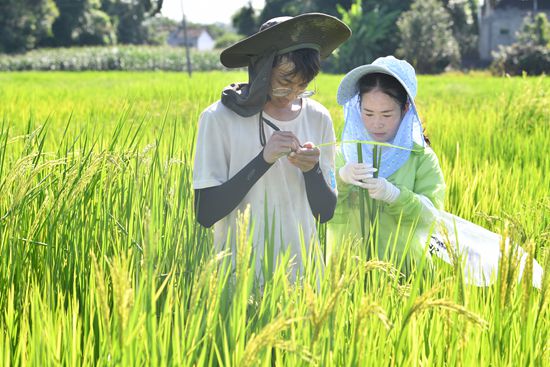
[339,163,377,187]
[362,177,401,204]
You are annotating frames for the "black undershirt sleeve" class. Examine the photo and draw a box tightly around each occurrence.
[195,152,336,227]
[302,163,337,223]
[194,150,273,228]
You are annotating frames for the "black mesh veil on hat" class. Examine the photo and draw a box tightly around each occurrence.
[220,13,351,118]
[220,51,277,118]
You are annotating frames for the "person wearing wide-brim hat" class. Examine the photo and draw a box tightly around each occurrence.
[328,56,446,276]
[193,13,351,277]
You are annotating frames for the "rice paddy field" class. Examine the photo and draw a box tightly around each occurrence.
[0,71,549,366]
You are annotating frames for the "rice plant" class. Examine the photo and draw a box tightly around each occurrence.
[0,71,548,366]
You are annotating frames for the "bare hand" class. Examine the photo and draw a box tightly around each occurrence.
[287,142,320,172]
[262,131,301,164]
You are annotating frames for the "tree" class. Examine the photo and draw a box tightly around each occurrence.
[141,16,179,45]
[204,24,230,40]
[313,0,353,17]
[327,0,401,72]
[256,0,356,24]
[102,0,163,44]
[491,13,550,75]
[0,0,59,53]
[77,8,117,45]
[249,0,408,58]
[215,33,242,49]
[517,12,550,47]
[283,0,353,18]
[52,0,115,46]
[257,0,295,25]
[441,0,479,65]
[232,2,258,36]
[360,0,413,57]
[397,0,460,73]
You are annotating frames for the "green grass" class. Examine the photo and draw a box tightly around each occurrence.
[0,71,548,366]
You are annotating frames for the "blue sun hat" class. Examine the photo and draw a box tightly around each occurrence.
[337,56,426,178]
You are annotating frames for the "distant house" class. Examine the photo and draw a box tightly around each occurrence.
[479,0,550,62]
[168,28,215,51]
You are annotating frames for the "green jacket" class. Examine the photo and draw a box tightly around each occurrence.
[328,143,446,269]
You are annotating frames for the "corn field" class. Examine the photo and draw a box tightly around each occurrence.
[0,71,548,366]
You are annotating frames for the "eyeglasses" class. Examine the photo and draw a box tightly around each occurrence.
[271,87,316,98]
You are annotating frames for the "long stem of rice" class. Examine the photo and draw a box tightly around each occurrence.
[357,143,367,251]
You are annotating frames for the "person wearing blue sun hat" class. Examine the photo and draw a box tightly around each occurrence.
[328,56,544,287]
[328,56,446,275]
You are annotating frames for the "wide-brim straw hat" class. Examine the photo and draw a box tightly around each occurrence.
[220,13,351,68]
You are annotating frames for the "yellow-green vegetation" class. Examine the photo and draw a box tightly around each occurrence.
[0,71,548,366]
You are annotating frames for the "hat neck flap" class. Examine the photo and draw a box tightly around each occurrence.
[221,50,276,117]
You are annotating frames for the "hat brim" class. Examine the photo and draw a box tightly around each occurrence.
[337,65,416,106]
[220,13,351,68]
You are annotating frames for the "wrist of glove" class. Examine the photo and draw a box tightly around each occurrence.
[362,177,400,204]
[338,163,377,187]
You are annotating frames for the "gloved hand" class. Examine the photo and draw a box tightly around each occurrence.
[338,163,377,187]
[362,177,400,203]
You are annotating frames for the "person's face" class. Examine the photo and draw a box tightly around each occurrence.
[360,89,407,142]
[268,61,309,108]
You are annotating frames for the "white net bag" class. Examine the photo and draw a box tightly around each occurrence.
[428,210,543,289]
